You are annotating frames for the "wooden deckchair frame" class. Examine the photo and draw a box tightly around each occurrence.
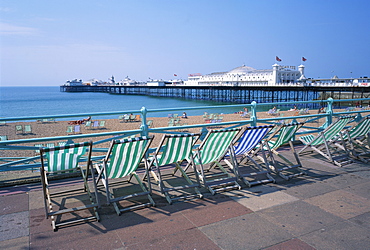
[336,116,370,162]
[148,133,203,204]
[95,136,155,215]
[39,141,100,231]
[261,122,305,180]
[298,116,355,167]
[225,125,276,187]
[192,128,242,195]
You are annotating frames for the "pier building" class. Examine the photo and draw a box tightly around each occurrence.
[185,64,305,86]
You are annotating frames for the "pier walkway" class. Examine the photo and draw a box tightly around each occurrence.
[1,144,370,249]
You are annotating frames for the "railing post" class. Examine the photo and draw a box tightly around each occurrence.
[250,101,257,126]
[326,97,334,127]
[140,106,148,137]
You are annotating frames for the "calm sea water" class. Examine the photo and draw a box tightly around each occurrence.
[0,86,252,119]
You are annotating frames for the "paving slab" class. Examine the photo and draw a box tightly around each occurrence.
[300,220,370,250]
[200,213,293,250]
[0,236,29,250]
[0,192,29,215]
[179,196,253,227]
[225,186,299,212]
[349,211,370,230]
[305,189,370,219]
[264,238,316,250]
[114,210,195,246]
[126,228,220,250]
[0,211,29,241]
[30,222,123,250]
[258,200,343,236]
[280,180,338,199]
[344,181,370,199]
[319,172,369,189]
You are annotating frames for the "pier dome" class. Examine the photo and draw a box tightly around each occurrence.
[228,65,256,74]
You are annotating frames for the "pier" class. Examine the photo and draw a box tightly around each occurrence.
[60,85,370,105]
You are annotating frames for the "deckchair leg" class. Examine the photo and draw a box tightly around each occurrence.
[201,162,241,195]
[238,148,275,187]
[265,143,305,180]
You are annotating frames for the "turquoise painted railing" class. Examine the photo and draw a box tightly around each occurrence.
[0,97,369,172]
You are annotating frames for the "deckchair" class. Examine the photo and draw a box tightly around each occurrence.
[192,128,242,195]
[299,116,354,167]
[85,121,92,130]
[39,141,99,231]
[129,114,136,122]
[66,126,73,134]
[24,125,32,134]
[147,120,153,128]
[15,125,23,134]
[92,120,99,128]
[336,116,370,162]
[74,125,81,134]
[261,123,305,180]
[148,134,203,204]
[224,125,275,187]
[99,120,106,129]
[95,136,155,215]
[0,135,8,141]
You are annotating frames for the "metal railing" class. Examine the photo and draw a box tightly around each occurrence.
[0,97,369,172]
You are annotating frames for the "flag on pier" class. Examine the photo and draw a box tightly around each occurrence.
[302,57,307,62]
[276,56,282,62]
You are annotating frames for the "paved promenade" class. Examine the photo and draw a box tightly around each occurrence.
[1,145,370,250]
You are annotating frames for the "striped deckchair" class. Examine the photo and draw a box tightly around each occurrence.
[299,116,354,167]
[225,125,275,187]
[261,123,305,180]
[148,134,203,204]
[95,136,154,215]
[192,128,242,195]
[337,116,370,162]
[39,141,99,231]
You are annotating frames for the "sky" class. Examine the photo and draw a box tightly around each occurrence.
[0,0,369,86]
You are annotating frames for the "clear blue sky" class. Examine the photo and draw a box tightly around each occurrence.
[1,0,369,86]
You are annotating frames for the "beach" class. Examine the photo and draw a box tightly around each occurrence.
[0,107,356,184]
[0,109,329,157]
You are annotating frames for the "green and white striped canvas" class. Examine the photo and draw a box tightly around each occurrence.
[300,116,353,146]
[270,123,300,150]
[157,134,195,166]
[107,137,149,179]
[44,142,89,172]
[196,129,240,165]
[347,116,370,139]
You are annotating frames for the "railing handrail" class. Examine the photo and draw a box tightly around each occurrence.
[1,97,369,171]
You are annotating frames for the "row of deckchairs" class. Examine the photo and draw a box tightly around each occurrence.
[38,115,370,230]
[298,115,370,166]
[38,122,305,231]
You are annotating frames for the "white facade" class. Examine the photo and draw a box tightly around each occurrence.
[65,79,83,86]
[185,64,305,86]
[147,80,168,86]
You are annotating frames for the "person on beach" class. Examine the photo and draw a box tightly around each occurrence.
[182,112,187,118]
[68,116,91,125]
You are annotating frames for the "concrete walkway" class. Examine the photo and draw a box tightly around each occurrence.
[1,145,370,250]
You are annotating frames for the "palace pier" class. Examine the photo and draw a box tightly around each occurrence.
[60,85,370,106]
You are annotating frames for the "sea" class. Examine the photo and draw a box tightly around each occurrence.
[0,86,257,120]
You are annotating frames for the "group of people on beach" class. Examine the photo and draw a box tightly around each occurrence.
[68,116,91,125]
